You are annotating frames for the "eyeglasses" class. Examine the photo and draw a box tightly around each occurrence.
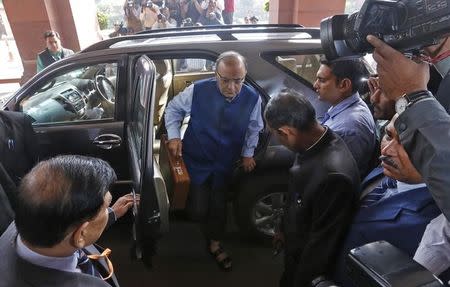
[216,71,245,85]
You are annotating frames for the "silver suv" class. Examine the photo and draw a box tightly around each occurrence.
[2,25,330,262]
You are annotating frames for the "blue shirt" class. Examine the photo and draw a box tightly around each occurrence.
[322,93,376,175]
[165,82,264,157]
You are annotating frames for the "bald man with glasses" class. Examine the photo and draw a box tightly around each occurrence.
[165,51,263,271]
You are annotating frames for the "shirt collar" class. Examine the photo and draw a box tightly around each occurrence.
[298,126,332,160]
[16,235,78,273]
[327,92,360,119]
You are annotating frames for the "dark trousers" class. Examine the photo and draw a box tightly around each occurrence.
[280,252,297,287]
[222,11,233,25]
[186,176,227,241]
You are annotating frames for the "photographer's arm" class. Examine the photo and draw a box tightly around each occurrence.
[193,0,204,14]
[394,99,450,220]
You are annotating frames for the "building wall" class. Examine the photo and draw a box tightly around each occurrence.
[269,0,346,27]
[3,0,101,83]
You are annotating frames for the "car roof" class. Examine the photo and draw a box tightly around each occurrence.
[81,24,321,53]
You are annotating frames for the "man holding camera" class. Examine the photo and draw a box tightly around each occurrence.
[367,34,450,279]
[181,0,205,23]
[198,0,224,26]
[152,7,177,29]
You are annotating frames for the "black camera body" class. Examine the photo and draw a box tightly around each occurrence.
[321,0,450,60]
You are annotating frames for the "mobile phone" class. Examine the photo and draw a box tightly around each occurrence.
[379,155,398,169]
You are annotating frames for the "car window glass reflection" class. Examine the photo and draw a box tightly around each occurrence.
[274,54,322,85]
[20,63,118,125]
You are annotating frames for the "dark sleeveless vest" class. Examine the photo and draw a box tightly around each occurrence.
[182,78,259,188]
[38,48,73,68]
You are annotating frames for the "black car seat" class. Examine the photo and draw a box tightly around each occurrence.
[0,163,15,235]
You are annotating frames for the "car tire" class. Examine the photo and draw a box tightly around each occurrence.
[235,172,288,240]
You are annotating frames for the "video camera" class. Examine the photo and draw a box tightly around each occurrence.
[320,0,450,61]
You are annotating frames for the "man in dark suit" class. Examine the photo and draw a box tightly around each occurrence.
[0,155,134,287]
[264,89,360,287]
[334,116,441,286]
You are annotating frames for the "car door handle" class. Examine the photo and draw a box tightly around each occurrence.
[93,134,122,150]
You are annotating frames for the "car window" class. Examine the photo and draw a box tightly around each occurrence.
[173,58,215,74]
[130,76,146,165]
[273,54,322,85]
[20,62,118,125]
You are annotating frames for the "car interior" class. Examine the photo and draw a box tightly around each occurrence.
[19,63,118,124]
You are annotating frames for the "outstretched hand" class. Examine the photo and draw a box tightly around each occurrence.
[111,193,139,219]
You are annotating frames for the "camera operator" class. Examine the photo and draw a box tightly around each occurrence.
[140,0,161,30]
[424,37,450,113]
[152,7,177,29]
[180,0,205,23]
[198,0,223,26]
[366,34,450,279]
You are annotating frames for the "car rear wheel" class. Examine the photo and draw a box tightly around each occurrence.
[235,174,288,240]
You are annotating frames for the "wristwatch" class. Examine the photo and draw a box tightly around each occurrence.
[395,90,432,114]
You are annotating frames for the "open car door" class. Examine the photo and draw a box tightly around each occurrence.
[127,55,169,267]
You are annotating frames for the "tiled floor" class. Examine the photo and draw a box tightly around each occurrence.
[99,216,283,287]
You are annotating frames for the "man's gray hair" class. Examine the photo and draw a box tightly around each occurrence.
[216,51,247,71]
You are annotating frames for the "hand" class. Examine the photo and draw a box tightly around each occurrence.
[366,35,430,101]
[111,193,138,219]
[167,138,182,158]
[381,140,423,184]
[381,143,423,184]
[241,156,256,172]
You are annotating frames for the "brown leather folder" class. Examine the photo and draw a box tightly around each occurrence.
[159,134,190,209]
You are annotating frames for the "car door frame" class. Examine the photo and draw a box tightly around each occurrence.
[2,54,131,181]
[127,54,169,267]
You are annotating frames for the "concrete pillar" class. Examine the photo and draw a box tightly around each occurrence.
[270,0,346,27]
[3,0,102,84]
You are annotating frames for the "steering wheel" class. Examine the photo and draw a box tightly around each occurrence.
[94,74,115,104]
